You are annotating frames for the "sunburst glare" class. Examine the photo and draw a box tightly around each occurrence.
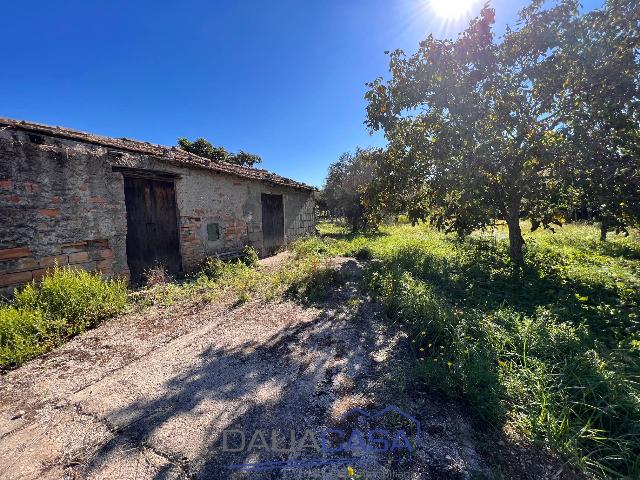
[430,0,477,20]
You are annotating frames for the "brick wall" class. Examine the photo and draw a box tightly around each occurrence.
[0,241,118,295]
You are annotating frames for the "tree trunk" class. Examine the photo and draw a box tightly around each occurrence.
[506,213,525,266]
[600,220,608,242]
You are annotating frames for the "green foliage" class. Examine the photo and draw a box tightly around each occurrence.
[364,0,640,262]
[322,148,386,232]
[0,307,61,368]
[353,246,374,261]
[241,245,259,268]
[177,137,262,167]
[285,256,343,304]
[558,0,640,238]
[310,222,640,478]
[1,267,128,369]
[15,267,128,334]
[199,257,227,281]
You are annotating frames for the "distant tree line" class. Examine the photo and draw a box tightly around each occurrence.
[177,137,262,168]
[323,0,639,265]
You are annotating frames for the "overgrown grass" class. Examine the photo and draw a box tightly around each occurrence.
[133,246,342,309]
[1,266,128,369]
[299,221,640,478]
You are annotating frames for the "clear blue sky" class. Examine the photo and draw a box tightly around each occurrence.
[2,0,600,187]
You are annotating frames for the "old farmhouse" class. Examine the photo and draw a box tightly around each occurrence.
[0,118,316,294]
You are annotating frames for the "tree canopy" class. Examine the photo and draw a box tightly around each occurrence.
[558,0,640,239]
[177,137,262,168]
[364,0,639,264]
[322,148,385,232]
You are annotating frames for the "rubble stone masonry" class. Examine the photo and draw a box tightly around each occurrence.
[0,122,316,295]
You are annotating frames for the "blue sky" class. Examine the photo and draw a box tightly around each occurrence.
[2,0,600,187]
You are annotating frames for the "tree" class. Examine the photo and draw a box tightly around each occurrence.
[559,0,640,240]
[177,138,262,168]
[365,1,580,265]
[229,150,262,168]
[323,148,382,232]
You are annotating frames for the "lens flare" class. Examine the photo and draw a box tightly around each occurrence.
[430,0,476,20]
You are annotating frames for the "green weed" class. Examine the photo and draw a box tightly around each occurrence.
[306,221,640,478]
[1,266,128,369]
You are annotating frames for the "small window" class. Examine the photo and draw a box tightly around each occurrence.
[207,223,220,241]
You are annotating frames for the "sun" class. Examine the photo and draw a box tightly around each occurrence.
[430,0,476,20]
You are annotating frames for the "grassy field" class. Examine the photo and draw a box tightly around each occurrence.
[294,221,640,478]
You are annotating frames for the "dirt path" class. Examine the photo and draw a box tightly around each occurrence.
[0,258,487,479]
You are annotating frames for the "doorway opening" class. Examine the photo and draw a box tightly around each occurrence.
[122,174,182,283]
[261,193,284,256]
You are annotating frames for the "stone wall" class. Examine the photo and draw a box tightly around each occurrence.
[0,128,316,295]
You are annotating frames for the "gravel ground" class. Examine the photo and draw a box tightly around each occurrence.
[0,257,489,480]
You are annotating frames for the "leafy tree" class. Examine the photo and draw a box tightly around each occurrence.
[323,148,383,232]
[177,137,229,162]
[559,0,640,240]
[229,150,262,168]
[177,138,262,167]
[365,1,581,265]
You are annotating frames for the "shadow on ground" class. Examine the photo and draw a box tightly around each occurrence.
[78,260,418,479]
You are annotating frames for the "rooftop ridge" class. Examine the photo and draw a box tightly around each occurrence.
[0,117,316,191]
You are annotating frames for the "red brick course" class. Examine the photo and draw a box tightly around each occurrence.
[0,247,32,260]
[0,270,32,287]
[39,255,69,268]
[68,252,90,264]
[39,208,60,218]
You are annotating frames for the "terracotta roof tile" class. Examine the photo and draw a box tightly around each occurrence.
[0,117,316,191]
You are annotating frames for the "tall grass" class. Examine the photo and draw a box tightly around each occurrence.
[0,266,128,369]
[299,222,640,478]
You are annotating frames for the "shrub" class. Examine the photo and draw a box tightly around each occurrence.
[1,266,128,369]
[0,306,63,368]
[200,257,226,280]
[241,246,259,268]
[15,266,128,335]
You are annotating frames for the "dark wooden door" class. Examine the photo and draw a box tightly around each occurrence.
[261,193,284,256]
[123,176,181,282]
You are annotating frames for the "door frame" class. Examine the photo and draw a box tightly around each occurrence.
[261,192,286,255]
[116,167,183,280]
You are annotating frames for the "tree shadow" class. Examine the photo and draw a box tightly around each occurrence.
[81,261,401,479]
[370,239,640,476]
[388,238,636,343]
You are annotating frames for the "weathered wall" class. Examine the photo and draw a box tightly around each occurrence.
[0,129,316,295]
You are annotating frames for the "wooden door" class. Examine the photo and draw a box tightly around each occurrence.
[261,193,284,256]
[123,176,181,282]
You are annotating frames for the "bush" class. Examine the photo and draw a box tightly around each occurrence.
[1,266,128,369]
[15,266,128,335]
[0,306,62,368]
[200,257,226,280]
[241,246,259,267]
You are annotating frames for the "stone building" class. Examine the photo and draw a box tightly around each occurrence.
[0,118,316,293]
